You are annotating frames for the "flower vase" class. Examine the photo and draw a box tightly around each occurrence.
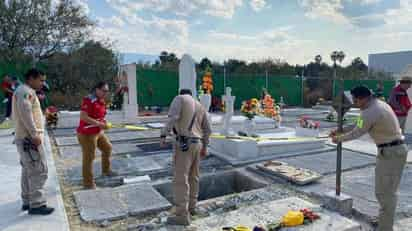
[243,118,256,136]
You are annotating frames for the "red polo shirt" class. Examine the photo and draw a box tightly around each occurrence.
[1,81,13,97]
[389,85,412,117]
[76,95,107,135]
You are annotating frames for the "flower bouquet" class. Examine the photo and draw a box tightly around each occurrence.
[299,116,320,129]
[296,116,320,137]
[241,98,261,120]
[262,94,282,127]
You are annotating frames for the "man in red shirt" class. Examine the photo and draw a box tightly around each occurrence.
[1,74,14,119]
[389,76,412,133]
[77,81,117,189]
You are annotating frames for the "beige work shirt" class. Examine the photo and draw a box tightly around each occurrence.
[12,84,45,140]
[338,97,403,145]
[161,94,211,147]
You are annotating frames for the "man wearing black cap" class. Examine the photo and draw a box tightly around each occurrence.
[330,86,407,231]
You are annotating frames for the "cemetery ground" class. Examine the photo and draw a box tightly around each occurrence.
[4,108,412,231]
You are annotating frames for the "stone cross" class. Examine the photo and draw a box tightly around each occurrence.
[221,87,235,135]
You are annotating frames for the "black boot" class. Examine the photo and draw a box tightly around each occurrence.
[28,205,54,215]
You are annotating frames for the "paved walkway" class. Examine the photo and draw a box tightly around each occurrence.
[0,129,69,231]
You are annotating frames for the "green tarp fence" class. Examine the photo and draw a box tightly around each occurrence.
[137,69,302,108]
[0,65,399,113]
[0,62,47,114]
[333,79,396,99]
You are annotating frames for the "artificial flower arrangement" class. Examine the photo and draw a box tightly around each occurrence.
[202,67,213,94]
[299,115,320,129]
[262,94,282,123]
[241,98,261,120]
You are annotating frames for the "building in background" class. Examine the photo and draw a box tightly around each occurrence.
[369,51,412,80]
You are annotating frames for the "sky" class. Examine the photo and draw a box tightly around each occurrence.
[74,0,412,65]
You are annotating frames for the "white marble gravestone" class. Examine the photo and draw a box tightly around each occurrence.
[179,54,197,98]
[221,87,236,135]
[120,64,138,122]
[199,94,211,112]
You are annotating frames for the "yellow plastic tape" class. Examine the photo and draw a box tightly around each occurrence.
[124,125,149,130]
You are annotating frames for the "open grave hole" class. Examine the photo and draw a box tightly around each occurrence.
[153,170,268,203]
[136,141,173,152]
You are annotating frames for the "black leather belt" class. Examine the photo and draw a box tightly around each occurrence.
[176,136,201,143]
[377,140,404,148]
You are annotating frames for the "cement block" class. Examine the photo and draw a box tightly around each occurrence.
[323,191,354,216]
[192,197,361,231]
[74,184,172,222]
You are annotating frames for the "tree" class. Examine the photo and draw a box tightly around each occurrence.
[158,51,179,70]
[350,57,367,72]
[199,57,212,71]
[0,0,93,63]
[224,59,247,73]
[44,40,118,109]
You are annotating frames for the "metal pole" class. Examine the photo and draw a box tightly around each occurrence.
[265,70,268,89]
[336,64,343,196]
[223,66,226,90]
[301,66,304,106]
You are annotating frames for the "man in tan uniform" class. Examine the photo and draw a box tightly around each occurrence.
[160,89,211,226]
[12,69,54,215]
[331,86,407,231]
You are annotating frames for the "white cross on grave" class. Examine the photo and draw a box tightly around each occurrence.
[221,87,236,135]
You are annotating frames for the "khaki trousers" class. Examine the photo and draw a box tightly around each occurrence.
[15,139,48,208]
[77,132,112,187]
[397,116,407,134]
[375,144,407,231]
[173,141,201,218]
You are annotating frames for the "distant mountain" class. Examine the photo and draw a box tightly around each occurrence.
[120,53,159,64]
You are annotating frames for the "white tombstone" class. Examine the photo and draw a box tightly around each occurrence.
[221,87,236,135]
[120,64,138,123]
[179,54,197,98]
[199,94,211,112]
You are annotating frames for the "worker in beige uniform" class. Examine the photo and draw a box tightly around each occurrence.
[330,86,407,231]
[160,89,211,226]
[12,68,54,215]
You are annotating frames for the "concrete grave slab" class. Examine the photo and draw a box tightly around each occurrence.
[298,165,412,221]
[59,142,143,159]
[278,150,376,175]
[328,134,412,163]
[65,154,169,182]
[55,130,161,146]
[52,127,127,136]
[65,153,228,184]
[192,197,361,231]
[74,184,171,222]
[211,144,334,166]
